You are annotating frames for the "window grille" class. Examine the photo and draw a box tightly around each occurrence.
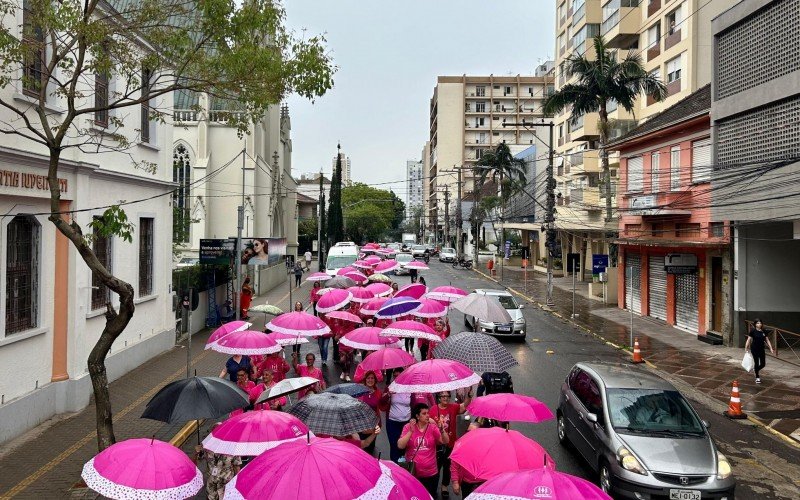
[91,218,112,310]
[139,218,154,296]
[173,145,192,242]
[22,0,45,96]
[6,216,39,334]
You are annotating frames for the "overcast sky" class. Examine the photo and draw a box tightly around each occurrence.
[284,0,556,196]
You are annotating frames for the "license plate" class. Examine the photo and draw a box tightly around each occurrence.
[497,326,511,332]
[669,490,701,500]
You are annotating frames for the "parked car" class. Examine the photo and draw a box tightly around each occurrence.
[394,253,414,275]
[176,257,199,268]
[558,362,735,499]
[439,247,457,263]
[411,245,427,258]
[464,289,525,339]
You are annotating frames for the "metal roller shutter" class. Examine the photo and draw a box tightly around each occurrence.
[625,254,642,314]
[649,256,667,321]
[675,272,699,333]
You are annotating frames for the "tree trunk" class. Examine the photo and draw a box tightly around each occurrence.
[46,149,136,451]
[598,104,612,223]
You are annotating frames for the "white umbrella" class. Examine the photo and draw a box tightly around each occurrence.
[255,377,320,404]
[450,293,513,324]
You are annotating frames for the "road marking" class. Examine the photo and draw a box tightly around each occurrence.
[1,350,210,499]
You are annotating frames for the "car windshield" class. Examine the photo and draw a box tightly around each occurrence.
[412,245,425,251]
[443,248,456,253]
[491,294,518,309]
[396,254,413,263]
[326,255,357,269]
[607,389,705,436]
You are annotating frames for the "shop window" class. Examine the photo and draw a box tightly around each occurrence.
[5,215,40,334]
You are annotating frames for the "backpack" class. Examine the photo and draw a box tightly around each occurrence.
[482,372,513,394]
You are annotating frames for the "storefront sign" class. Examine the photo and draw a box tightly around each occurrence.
[566,253,581,273]
[200,239,235,264]
[0,169,68,193]
[629,194,657,215]
[592,254,609,276]
[665,253,697,274]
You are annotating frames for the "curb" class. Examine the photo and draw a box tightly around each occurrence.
[471,267,800,450]
[170,419,204,448]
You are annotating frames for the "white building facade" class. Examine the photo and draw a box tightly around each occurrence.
[406,160,424,218]
[332,151,352,186]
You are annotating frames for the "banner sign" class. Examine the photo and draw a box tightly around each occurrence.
[239,237,287,266]
[592,254,609,276]
[199,239,235,265]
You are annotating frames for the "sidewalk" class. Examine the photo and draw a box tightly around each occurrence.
[0,275,311,499]
[478,264,800,446]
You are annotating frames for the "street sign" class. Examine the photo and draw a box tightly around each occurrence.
[199,239,234,265]
[566,253,581,273]
[592,254,609,276]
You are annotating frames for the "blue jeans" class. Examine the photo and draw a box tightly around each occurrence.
[317,337,330,363]
[386,418,408,462]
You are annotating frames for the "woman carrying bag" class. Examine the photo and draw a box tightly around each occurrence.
[397,403,449,497]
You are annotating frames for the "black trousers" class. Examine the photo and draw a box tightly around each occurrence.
[753,349,766,377]
[295,275,302,286]
[416,473,440,497]
[462,481,482,497]
[438,446,452,489]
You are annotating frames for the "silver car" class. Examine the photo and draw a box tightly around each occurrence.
[464,289,526,339]
[439,247,457,263]
[558,362,735,499]
[394,253,413,275]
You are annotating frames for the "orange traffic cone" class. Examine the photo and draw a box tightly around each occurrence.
[630,338,644,364]
[723,380,747,419]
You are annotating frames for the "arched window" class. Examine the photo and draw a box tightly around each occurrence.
[6,215,40,334]
[173,145,192,243]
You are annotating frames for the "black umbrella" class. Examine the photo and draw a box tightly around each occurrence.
[323,383,370,398]
[325,276,356,289]
[141,376,249,423]
[288,393,378,436]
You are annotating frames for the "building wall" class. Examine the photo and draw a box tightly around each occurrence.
[406,160,424,218]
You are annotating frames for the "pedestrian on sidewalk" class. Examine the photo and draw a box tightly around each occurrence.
[257,351,290,383]
[240,276,253,319]
[304,249,313,271]
[293,261,303,287]
[310,281,322,316]
[745,319,775,384]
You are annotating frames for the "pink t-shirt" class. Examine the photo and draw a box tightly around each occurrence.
[403,423,442,478]
[430,403,460,448]
[296,365,325,399]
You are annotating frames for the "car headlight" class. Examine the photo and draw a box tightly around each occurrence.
[716,453,732,480]
[617,447,647,475]
[514,317,525,324]
[481,328,488,332]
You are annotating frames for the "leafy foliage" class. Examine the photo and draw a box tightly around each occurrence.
[87,205,134,243]
[341,183,404,243]
[476,142,527,197]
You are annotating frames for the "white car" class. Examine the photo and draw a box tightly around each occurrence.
[411,245,426,258]
[439,247,457,263]
[465,288,526,339]
[394,253,413,275]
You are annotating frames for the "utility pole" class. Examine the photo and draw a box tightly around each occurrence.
[456,166,463,255]
[317,170,324,272]
[444,186,450,249]
[235,149,246,320]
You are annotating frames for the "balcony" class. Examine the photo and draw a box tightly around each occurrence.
[647,42,661,62]
[664,28,681,50]
[647,0,660,17]
[571,186,602,209]
[602,5,641,48]
[569,150,600,173]
[666,78,681,96]
[570,112,600,141]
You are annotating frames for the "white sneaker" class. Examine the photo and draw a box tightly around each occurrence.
[756,377,761,384]
[340,372,346,381]
[345,375,352,382]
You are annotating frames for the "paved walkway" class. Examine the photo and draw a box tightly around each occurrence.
[478,264,800,446]
[0,271,311,500]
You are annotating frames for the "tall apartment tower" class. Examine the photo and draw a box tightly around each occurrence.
[427,72,554,240]
[332,151,352,186]
[406,160,424,219]
[552,0,736,274]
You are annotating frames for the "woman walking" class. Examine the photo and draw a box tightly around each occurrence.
[745,319,775,384]
[310,281,322,316]
[220,354,253,382]
[240,276,253,319]
[293,261,304,288]
[291,352,325,398]
[398,403,449,497]
[290,302,305,356]
[381,367,412,462]
[431,391,472,498]
[357,371,383,456]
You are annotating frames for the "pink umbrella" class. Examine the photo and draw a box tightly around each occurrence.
[359,347,416,372]
[403,260,429,270]
[325,310,364,324]
[81,438,203,499]
[381,320,440,341]
[336,266,358,276]
[210,330,282,355]
[413,298,448,318]
[374,259,400,273]
[207,320,251,347]
[362,243,380,250]
[224,437,395,500]
[361,297,390,316]
[467,394,555,424]
[364,256,382,265]
[347,286,376,303]
[381,460,432,500]
[344,271,369,285]
[469,467,610,500]
[340,327,401,350]
[265,331,309,346]
[266,312,331,337]
[365,282,393,297]
[426,285,468,304]
[202,410,311,456]
[315,289,352,314]
[394,283,428,300]
[352,260,374,270]
[389,359,480,393]
[305,272,331,282]
[449,427,555,482]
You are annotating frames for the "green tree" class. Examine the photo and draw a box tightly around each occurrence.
[543,36,666,222]
[341,183,400,243]
[327,146,344,246]
[0,0,334,450]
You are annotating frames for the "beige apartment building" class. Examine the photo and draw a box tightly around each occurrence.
[427,70,554,253]
[553,0,735,281]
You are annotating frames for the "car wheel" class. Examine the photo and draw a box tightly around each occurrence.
[599,461,613,495]
[556,411,571,447]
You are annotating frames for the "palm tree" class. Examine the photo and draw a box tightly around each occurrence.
[543,36,667,222]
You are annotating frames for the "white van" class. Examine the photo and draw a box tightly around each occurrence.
[325,242,359,276]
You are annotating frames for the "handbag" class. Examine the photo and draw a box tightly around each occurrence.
[398,424,429,476]
[742,351,755,373]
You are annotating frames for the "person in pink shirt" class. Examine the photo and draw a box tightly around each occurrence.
[431,391,472,498]
[250,368,287,410]
[229,369,256,417]
[335,319,354,381]
[418,319,448,361]
[291,352,325,399]
[310,281,323,316]
[450,460,483,497]
[257,352,290,383]
[398,403,449,497]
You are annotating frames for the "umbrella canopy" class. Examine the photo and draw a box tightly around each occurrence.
[353,364,385,383]
[325,276,357,289]
[306,272,332,282]
[362,243,380,250]
[365,282,393,297]
[403,260,429,270]
[347,286,376,303]
[209,330,282,356]
[287,392,379,436]
[394,283,429,300]
[266,311,331,337]
[82,438,203,500]
[381,320,440,341]
[141,376,249,423]
[375,297,422,319]
[352,260,374,269]
[340,327,400,350]
[315,289,353,314]
[467,394,555,424]
[381,460,432,500]
[364,256,383,266]
[451,293,513,324]
[426,285,468,304]
[361,297,390,316]
[336,266,358,276]
[255,377,320,404]
[389,359,480,393]
[265,331,309,346]
[325,310,364,324]
[413,298,448,318]
[223,438,394,500]
[344,271,369,284]
[207,321,251,346]
[449,427,554,481]
[249,304,283,316]
[323,382,371,397]
[433,331,519,373]
[367,273,392,283]
[374,259,400,273]
[359,347,416,372]
[467,468,610,500]
[202,411,311,456]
